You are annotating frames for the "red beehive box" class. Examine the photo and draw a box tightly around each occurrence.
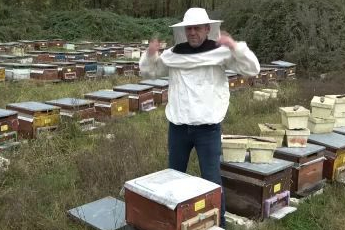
[30,64,60,82]
[139,79,169,105]
[125,169,222,230]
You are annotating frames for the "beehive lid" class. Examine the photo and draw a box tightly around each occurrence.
[258,123,285,135]
[260,67,276,71]
[139,79,169,87]
[325,95,345,104]
[46,98,94,107]
[68,196,126,230]
[26,51,48,54]
[286,128,310,136]
[77,49,95,53]
[0,108,17,118]
[114,84,153,92]
[223,158,293,176]
[84,90,129,99]
[52,62,76,66]
[222,138,248,149]
[49,51,65,54]
[66,51,84,55]
[7,101,59,112]
[31,64,58,69]
[309,116,335,124]
[308,133,345,149]
[248,139,277,150]
[0,55,17,59]
[310,96,335,109]
[271,60,296,67]
[94,47,111,51]
[275,143,326,157]
[124,169,220,210]
[333,127,345,135]
[18,40,34,43]
[160,76,170,81]
[225,69,238,77]
[113,60,134,64]
[75,60,97,64]
[262,89,278,93]
[279,106,310,117]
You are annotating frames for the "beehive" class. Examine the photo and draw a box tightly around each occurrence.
[310,96,335,119]
[75,60,98,79]
[248,138,277,163]
[262,89,278,98]
[308,116,335,134]
[0,67,5,82]
[124,47,141,59]
[258,123,285,147]
[139,79,169,105]
[221,138,248,163]
[0,63,31,81]
[285,128,310,147]
[30,64,60,82]
[253,91,270,101]
[279,106,310,129]
[260,67,277,85]
[0,108,19,151]
[52,62,77,81]
[325,95,345,118]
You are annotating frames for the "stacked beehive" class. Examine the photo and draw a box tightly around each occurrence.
[308,96,335,133]
[253,88,278,101]
[325,95,345,128]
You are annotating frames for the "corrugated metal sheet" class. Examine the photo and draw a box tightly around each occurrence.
[7,102,59,112]
[309,133,345,149]
[0,108,17,118]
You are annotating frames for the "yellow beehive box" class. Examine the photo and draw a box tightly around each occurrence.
[262,89,278,98]
[325,95,345,118]
[32,110,60,128]
[253,91,270,101]
[285,128,310,147]
[308,116,335,134]
[0,67,5,82]
[248,138,277,163]
[279,106,310,129]
[258,123,285,147]
[310,96,335,119]
[221,138,248,163]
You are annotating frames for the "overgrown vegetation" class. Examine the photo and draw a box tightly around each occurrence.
[0,75,345,229]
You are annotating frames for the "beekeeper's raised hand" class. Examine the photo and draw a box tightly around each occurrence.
[148,38,160,56]
[217,31,237,50]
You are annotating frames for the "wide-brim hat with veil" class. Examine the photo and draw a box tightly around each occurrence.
[170,8,223,45]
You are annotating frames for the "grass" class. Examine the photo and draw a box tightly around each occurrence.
[0,74,345,230]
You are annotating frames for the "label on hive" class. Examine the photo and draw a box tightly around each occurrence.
[230,83,234,87]
[274,183,281,193]
[269,74,272,78]
[1,125,8,132]
[240,80,244,84]
[194,199,205,211]
[117,106,123,112]
[256,75,259,78]
[67,69,71,72]
[45,118,51,124]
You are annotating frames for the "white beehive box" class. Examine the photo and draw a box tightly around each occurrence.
[279,106,310,129]
[262,89,278,98]
[308,116,335,133]
[221,138,248,163]
[141,40,149,44]
[248,138,277,163]
[124,47,140,59]
[335,117,345,128]
[258,123,285,147]
[253,91,270,101]
[0,156,10,171]
[285,128,310,147]
[310,96,335,119]
[325,95,345,117]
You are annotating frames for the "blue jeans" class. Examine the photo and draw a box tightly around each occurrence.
[168,122,226,228]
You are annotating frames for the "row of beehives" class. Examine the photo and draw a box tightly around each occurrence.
[0,78,169,156]
[219,94,345,221]
[0,39,167,56]
[226,60,297,91]
[0,60,140,82]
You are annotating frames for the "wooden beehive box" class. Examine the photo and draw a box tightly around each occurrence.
[0,67,5,82]
[65,51,84,61]
[97,62,117,77]
[285,128,310,148]
[26,51,50,63]
[0,108,20,151]
[75,60,98,79]
[124,47,141,59]
[48,39,65,48]
[6,102,60,138]
[0,54,32,64]
[308,132,345,183]
[113,84,155,112]
[310,96,335,119]
[274,143,326,197]
[52,62,78,81]
[225,70,239,91]
[260,67,277,85]
[45,98,97,131]
[77,49,97,60]
[74,41,95,50]
[18,40,35,52]
[221,158,293,220]
[271,60,296,80]
[114,60,134,76]
[34,40,48,50]
[139,79,169,105]
[125,169,222,230]
[48,51,66,62]
[308,116,335,134]
[30,64,60,82]
[93,47,111,61]
[84,90,129,120]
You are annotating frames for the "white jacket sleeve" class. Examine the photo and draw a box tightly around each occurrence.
[223,42,260,76]
[139,51,169,79]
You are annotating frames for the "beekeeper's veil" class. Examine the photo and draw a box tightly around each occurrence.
[170,8,222,45]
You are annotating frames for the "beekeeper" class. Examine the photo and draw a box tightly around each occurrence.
[139,7,260,227]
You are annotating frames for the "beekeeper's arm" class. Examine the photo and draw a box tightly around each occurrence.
[139,39,169,79]
[218,32,260,76]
